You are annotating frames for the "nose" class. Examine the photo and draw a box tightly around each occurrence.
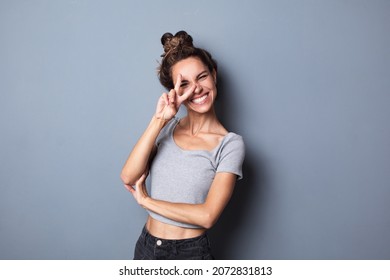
[194,84,202,94]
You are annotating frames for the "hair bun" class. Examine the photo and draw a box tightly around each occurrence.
[161,30,194,55]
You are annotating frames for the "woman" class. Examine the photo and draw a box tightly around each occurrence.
[121,31,245,260]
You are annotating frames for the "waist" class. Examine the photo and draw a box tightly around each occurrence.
[146,216,206,239]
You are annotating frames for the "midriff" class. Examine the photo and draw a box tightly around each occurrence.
[146,216,206,240]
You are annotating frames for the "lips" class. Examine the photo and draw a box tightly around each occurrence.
[191,93,209,105]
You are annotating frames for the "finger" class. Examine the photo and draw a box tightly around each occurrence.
[142,173,147,181]
[135,173,147,187]
[160,92,169,105]
[141,187,149,197]
[124,184,135,193]
[168,89,176,106]
[177,84,196,105]
[174,74,182,93]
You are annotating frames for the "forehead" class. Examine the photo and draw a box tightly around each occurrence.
[171,57,207,78]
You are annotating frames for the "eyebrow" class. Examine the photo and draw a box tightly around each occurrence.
[197,70,209,78]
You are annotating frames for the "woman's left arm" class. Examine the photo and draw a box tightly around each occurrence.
[125,172,237,229]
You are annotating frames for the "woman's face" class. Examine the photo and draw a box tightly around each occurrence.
[171,57,217,113]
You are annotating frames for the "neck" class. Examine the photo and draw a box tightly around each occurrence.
[183,108,219,136]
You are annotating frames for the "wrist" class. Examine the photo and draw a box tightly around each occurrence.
[141,196,152,209]
[152,115,169,127]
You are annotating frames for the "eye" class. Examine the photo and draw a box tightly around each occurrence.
[199,74,208,80]
[180,82,189,88]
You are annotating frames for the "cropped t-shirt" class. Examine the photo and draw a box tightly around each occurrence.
[148,117,245,228]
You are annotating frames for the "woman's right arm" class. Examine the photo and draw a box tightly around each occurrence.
[120,116,166,186]
[120,74,195,186]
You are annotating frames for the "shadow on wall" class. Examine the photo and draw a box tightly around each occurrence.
[209,68,267,259]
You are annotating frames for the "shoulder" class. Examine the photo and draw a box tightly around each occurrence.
[217,132,245,158]
[223,133,245,150]
[165,116,180,130]
[215,132,245,180]
[163,116,181,137]
[156,117,180,144]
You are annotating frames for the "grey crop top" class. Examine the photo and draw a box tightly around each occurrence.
[148,117,245,228]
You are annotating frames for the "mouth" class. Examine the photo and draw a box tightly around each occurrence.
[190,93,209,105]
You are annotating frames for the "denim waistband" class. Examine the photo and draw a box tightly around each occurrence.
[134,225,213,259]
[140,225,209,247]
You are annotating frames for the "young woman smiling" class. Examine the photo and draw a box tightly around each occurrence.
[121,31,245,260]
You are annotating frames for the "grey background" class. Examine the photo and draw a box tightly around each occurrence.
[1,0,389,260]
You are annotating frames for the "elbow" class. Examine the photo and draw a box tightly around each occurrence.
[120,172,133,186]
[200,212,218,230]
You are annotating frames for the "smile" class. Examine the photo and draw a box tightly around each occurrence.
[191,93,209,105]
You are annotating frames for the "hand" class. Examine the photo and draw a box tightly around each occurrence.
[154,74,195,120]
[124,173,149,207]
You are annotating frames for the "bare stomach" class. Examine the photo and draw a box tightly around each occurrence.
[146,216,206,239]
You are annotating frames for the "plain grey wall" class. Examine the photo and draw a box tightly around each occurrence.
[1,0,389,260]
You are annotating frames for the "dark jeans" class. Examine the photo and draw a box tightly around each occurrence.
[133,226,214,260]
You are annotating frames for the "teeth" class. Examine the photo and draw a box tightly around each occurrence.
[192,95,207,104]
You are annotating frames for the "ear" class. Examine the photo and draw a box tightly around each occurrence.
[212,70,217,85]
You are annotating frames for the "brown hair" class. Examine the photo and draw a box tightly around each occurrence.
[158,31,218,90]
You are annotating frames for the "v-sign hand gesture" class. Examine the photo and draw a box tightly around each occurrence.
[154,74,195,121]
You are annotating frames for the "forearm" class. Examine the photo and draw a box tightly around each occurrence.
[121,116,167,185]
[135,173,236,229]
[144,198,213,229]
[142,196,227,229]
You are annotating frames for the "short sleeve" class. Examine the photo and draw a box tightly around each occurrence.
[155,117,179,146]
[216,134,245,180]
